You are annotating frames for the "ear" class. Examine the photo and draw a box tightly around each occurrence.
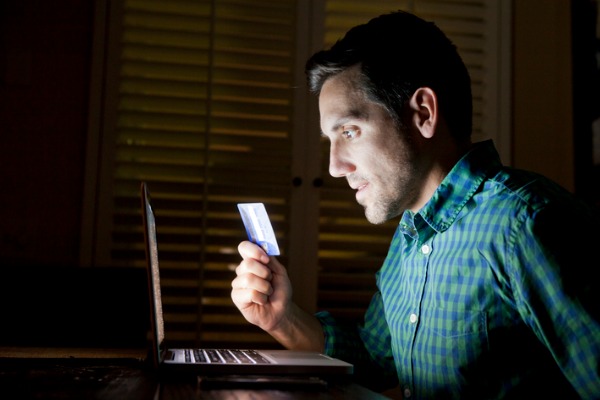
[408,87,438,139]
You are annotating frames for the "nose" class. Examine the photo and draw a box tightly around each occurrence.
[328,142,354,178]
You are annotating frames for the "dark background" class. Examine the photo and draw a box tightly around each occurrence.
[0,1,141,348]
[0,0,92,268]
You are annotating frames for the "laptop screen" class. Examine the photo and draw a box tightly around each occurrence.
[141,182,165,368]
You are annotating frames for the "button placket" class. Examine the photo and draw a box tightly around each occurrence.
[409,242,431,328]
[405,241,431,399]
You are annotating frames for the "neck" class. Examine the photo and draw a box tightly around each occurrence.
[410,135,472,212]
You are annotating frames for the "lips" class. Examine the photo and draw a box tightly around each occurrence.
[348,178,368,192]
[350,181,368,202]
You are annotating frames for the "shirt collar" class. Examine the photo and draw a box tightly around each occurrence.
[401,140,502,235]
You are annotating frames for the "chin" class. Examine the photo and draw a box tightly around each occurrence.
[363,200,401,224]
[364,208,387,225]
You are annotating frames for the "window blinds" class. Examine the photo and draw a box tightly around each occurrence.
[96,0,297,348]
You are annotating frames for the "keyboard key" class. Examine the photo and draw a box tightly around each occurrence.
[229,349,253,364]
[205,349,223,363]
[243,350,270,364]
[192,349,207,363]
[220,350,238,364]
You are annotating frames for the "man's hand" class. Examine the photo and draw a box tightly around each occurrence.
[231,241,293,333]
[231,241,325,352]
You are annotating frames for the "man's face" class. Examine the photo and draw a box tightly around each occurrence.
[319,68,423,224]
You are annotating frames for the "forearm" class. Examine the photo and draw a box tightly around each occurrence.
[268,302,325,352]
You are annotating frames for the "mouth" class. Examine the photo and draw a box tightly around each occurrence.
[355,183,367,192]
[351,182,368,201]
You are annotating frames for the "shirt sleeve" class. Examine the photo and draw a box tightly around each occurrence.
[316,290,398,391]
[509,201,600,399]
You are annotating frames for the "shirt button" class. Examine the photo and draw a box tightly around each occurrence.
[409,313,418,324]
[404,387,412,398]
[421,244,431,254]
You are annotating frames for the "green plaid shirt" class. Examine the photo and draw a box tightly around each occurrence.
[316,140,600,399]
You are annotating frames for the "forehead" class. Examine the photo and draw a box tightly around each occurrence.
[319,69,371,126]
[320,67,366,104]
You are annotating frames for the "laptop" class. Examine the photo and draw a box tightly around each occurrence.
[140,182,353,376]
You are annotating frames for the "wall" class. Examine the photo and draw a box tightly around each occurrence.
[513,0,575,191]
[0,0,92,266]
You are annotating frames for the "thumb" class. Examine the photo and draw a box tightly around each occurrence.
[267,257,288,278]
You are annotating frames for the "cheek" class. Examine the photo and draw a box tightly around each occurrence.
[362,152,398,186]
[371,144,414,187]
[371,140,404,169]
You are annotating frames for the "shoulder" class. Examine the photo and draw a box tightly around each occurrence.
[483,167,599,268]
[485,167,597,221]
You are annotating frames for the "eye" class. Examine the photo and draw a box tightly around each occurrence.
[341,125,360,139]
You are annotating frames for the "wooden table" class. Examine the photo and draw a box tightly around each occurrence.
[0,348,391,399]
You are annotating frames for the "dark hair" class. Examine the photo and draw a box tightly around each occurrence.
[305,10,473,142]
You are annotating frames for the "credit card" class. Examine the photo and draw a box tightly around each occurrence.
[237,203,280,256]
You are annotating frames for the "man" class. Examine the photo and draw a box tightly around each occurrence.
[231,10,600,399]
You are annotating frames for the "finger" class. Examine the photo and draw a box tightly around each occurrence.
[238,241,270,264]
[231,274,273,296]
[231,284,270,307]
[235,259,273,281]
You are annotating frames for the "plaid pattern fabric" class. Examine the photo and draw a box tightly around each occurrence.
[316,140,600,399]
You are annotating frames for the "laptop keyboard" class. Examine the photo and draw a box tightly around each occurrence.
[184,349,271,364]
